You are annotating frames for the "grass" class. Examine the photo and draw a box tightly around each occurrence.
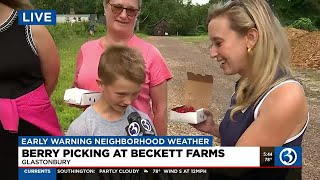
[51,34,100,130]
[136,32,149,38]
[178,35,208,43]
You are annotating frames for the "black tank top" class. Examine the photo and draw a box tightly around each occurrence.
[0,10,43,99]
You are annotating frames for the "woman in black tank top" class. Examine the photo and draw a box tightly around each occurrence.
[0,1,62,179]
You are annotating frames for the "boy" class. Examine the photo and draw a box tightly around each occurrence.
[66,45,156,136]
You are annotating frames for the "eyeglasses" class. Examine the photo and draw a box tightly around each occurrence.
[228,0,256,26]
[108,2,139,17]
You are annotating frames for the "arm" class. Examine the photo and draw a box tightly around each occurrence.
[150,81,168,136]
[236,82,308,146]
[68,50,87,109]
[31,25,60,96]
[73,50,84,88]
[147,45,172,136]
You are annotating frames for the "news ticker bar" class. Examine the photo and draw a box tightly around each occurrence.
[18,168,208,180]
[18,146,302,168]
[19,166,303,180]
[20,168,208,175]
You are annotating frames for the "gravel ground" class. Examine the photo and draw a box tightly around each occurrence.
[145,36,320,180]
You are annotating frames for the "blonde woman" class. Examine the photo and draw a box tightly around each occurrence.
[191,0,308,179]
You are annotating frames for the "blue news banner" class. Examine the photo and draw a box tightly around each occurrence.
[18,136,302,180]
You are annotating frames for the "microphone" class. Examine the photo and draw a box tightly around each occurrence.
[125,112,156,136]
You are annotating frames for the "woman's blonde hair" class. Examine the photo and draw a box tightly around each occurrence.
[207,0,293,119]
[0,0,33,9]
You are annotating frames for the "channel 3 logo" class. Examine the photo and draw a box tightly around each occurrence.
[279,148,297,165]
[128,122,140,136]
[141,119,152,131]
[275,147,302,167]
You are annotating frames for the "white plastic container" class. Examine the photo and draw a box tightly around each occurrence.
[170,107,207,124]
[63,88,101,106]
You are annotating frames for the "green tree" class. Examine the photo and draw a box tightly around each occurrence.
[274,0,320,26]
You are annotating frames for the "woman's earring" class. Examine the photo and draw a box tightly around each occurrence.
[247,47,252,53]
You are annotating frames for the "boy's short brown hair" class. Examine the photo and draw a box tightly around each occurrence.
[98,45,145,85]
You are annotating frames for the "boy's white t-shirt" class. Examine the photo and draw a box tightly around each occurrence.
[66,105,156,136]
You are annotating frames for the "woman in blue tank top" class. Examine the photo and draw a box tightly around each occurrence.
[191,0,309,179]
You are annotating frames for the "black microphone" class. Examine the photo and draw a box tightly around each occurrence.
[126,112,156,136]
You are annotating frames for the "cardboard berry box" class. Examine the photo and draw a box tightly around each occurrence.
[170,72,213,124]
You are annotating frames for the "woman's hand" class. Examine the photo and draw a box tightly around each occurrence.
[190,109,219,137]
[65,102,89,110]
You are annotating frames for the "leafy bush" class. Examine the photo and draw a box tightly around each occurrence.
[47,22,106,45]
[195,25,207,35]
[290,17,317,32]
[314,16,320,29]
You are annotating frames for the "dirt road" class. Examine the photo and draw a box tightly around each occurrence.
[145,36,320,180]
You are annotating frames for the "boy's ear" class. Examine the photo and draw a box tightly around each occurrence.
[96,78,103,90]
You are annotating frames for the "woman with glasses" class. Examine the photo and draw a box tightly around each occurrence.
[190,0,309,179]
[72,0,172,136]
